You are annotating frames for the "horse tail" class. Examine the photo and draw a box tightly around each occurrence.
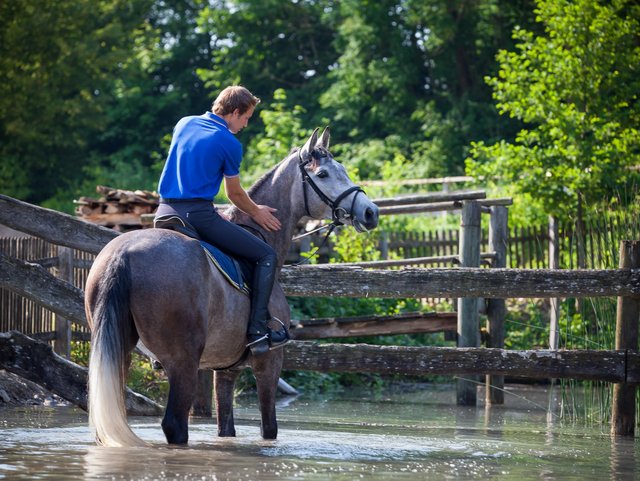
[88,251,147,447]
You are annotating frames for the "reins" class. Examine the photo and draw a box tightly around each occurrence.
[286,222,339,266]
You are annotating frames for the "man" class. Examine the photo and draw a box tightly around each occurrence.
[156,85,289,355]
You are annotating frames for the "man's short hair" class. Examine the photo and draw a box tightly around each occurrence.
[212,86,261,116]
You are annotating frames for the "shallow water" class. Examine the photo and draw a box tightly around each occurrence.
[0,385,637,480]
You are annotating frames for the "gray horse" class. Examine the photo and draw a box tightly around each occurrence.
[85,128,379,447]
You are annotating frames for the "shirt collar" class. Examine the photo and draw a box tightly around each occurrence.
[204,111,229,129]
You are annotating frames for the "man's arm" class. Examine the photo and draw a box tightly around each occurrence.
[224,176,281,232]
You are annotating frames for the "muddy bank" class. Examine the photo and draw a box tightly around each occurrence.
[0,370,68,408]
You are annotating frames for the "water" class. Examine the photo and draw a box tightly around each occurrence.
[0,384,637,480]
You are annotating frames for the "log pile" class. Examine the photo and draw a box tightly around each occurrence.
[74,185,159,231]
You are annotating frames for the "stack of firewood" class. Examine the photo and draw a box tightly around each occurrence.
[75,185,159,231]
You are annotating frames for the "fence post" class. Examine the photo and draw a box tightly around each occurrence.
[380,231,389,260]
[55,246,73,359]
[191,369,213,417]
[457,200,481,406]
[548,216,560,349]
[611,240,640,436]
[486,205,508,405]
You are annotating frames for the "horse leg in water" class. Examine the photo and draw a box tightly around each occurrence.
[214,369,241,437]
[161,357,202,445]
[251,351,283,439]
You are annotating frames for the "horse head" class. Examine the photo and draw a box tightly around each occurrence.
[298,127,379,232]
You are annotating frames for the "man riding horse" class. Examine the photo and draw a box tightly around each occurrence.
[155,85,289,355]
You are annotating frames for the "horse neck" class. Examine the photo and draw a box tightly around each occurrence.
[227,155,306,267]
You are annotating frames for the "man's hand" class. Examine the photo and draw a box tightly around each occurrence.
[224,176,281,231]
[252,205,281,232]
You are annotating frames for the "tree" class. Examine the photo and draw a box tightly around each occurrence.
[243,88,310,180]
[466,0,640,223]
[2,0,539,208]
[196,0,336,115]
[317,0,535,179]
[85,0,214,197]
[318,0,425,140]
[0,0,153,205]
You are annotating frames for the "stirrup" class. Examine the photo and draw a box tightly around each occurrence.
[247,317,290,355]
[247,334,270,355]
[267,317,290,350]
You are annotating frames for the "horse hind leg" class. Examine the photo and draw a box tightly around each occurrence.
[214,369,241,437]
[161,359,200,445]
[251,352,283,440]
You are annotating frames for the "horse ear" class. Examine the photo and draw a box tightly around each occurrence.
[320,126,330,150]
[300,127,319,161]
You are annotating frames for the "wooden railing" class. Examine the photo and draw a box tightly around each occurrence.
[1,193,638,435]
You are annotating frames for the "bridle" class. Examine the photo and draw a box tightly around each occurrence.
[297,149,365,227]
[288,148,366,265]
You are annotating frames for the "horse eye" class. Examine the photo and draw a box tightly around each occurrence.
[316,169,329,179]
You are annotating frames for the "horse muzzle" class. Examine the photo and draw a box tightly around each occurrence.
[352,201,379,232]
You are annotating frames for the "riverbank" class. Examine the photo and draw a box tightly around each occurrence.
[0,370,68,407]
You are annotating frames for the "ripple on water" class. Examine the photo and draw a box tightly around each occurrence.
[0,398,637,481]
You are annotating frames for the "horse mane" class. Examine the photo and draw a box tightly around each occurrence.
[246,148,299,196]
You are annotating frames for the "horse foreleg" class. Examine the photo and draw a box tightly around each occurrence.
[214,369,240,437]
[251,352,283,440]
[161,361,199,445]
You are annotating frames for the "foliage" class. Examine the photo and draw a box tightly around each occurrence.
[467,0,640,224]
[503,300,549,350]
[196,0,336,118]
[0,0,213,211]
[330,228,381,264]
[72,341,168,402]
[0,0,153,205]
[126,353,169,402]
[318,0,425,140]
[243,89,311,181]
[1,0,540,209]
[70,341,90,367]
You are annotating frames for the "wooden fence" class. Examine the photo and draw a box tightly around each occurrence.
[0,238,94,359]
[0,237,55,335]
[298,211,640,270]
[2,214,639,342]
[1,193,638,435]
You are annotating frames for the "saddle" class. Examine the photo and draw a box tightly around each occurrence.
[154,214,251,295]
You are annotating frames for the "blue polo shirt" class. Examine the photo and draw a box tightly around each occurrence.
[158,112,242,200]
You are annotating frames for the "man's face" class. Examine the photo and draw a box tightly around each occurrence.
[227,107,254,134]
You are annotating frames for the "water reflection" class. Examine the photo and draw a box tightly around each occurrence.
[610,438,637,481]
[0,385,637,480]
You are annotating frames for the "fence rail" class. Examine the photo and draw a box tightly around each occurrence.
[0,237,55,335]
[3,214,640,339]
[0,193,638,435]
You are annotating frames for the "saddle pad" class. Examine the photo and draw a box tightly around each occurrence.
[200,241,250,295]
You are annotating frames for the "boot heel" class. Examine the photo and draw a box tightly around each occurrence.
[247,334,269,355]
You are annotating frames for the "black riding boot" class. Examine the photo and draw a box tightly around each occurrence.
[246,257,290,355]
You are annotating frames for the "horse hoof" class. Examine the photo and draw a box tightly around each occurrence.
[261,427,278,439]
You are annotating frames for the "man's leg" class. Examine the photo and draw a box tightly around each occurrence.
[185,206,289,354]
